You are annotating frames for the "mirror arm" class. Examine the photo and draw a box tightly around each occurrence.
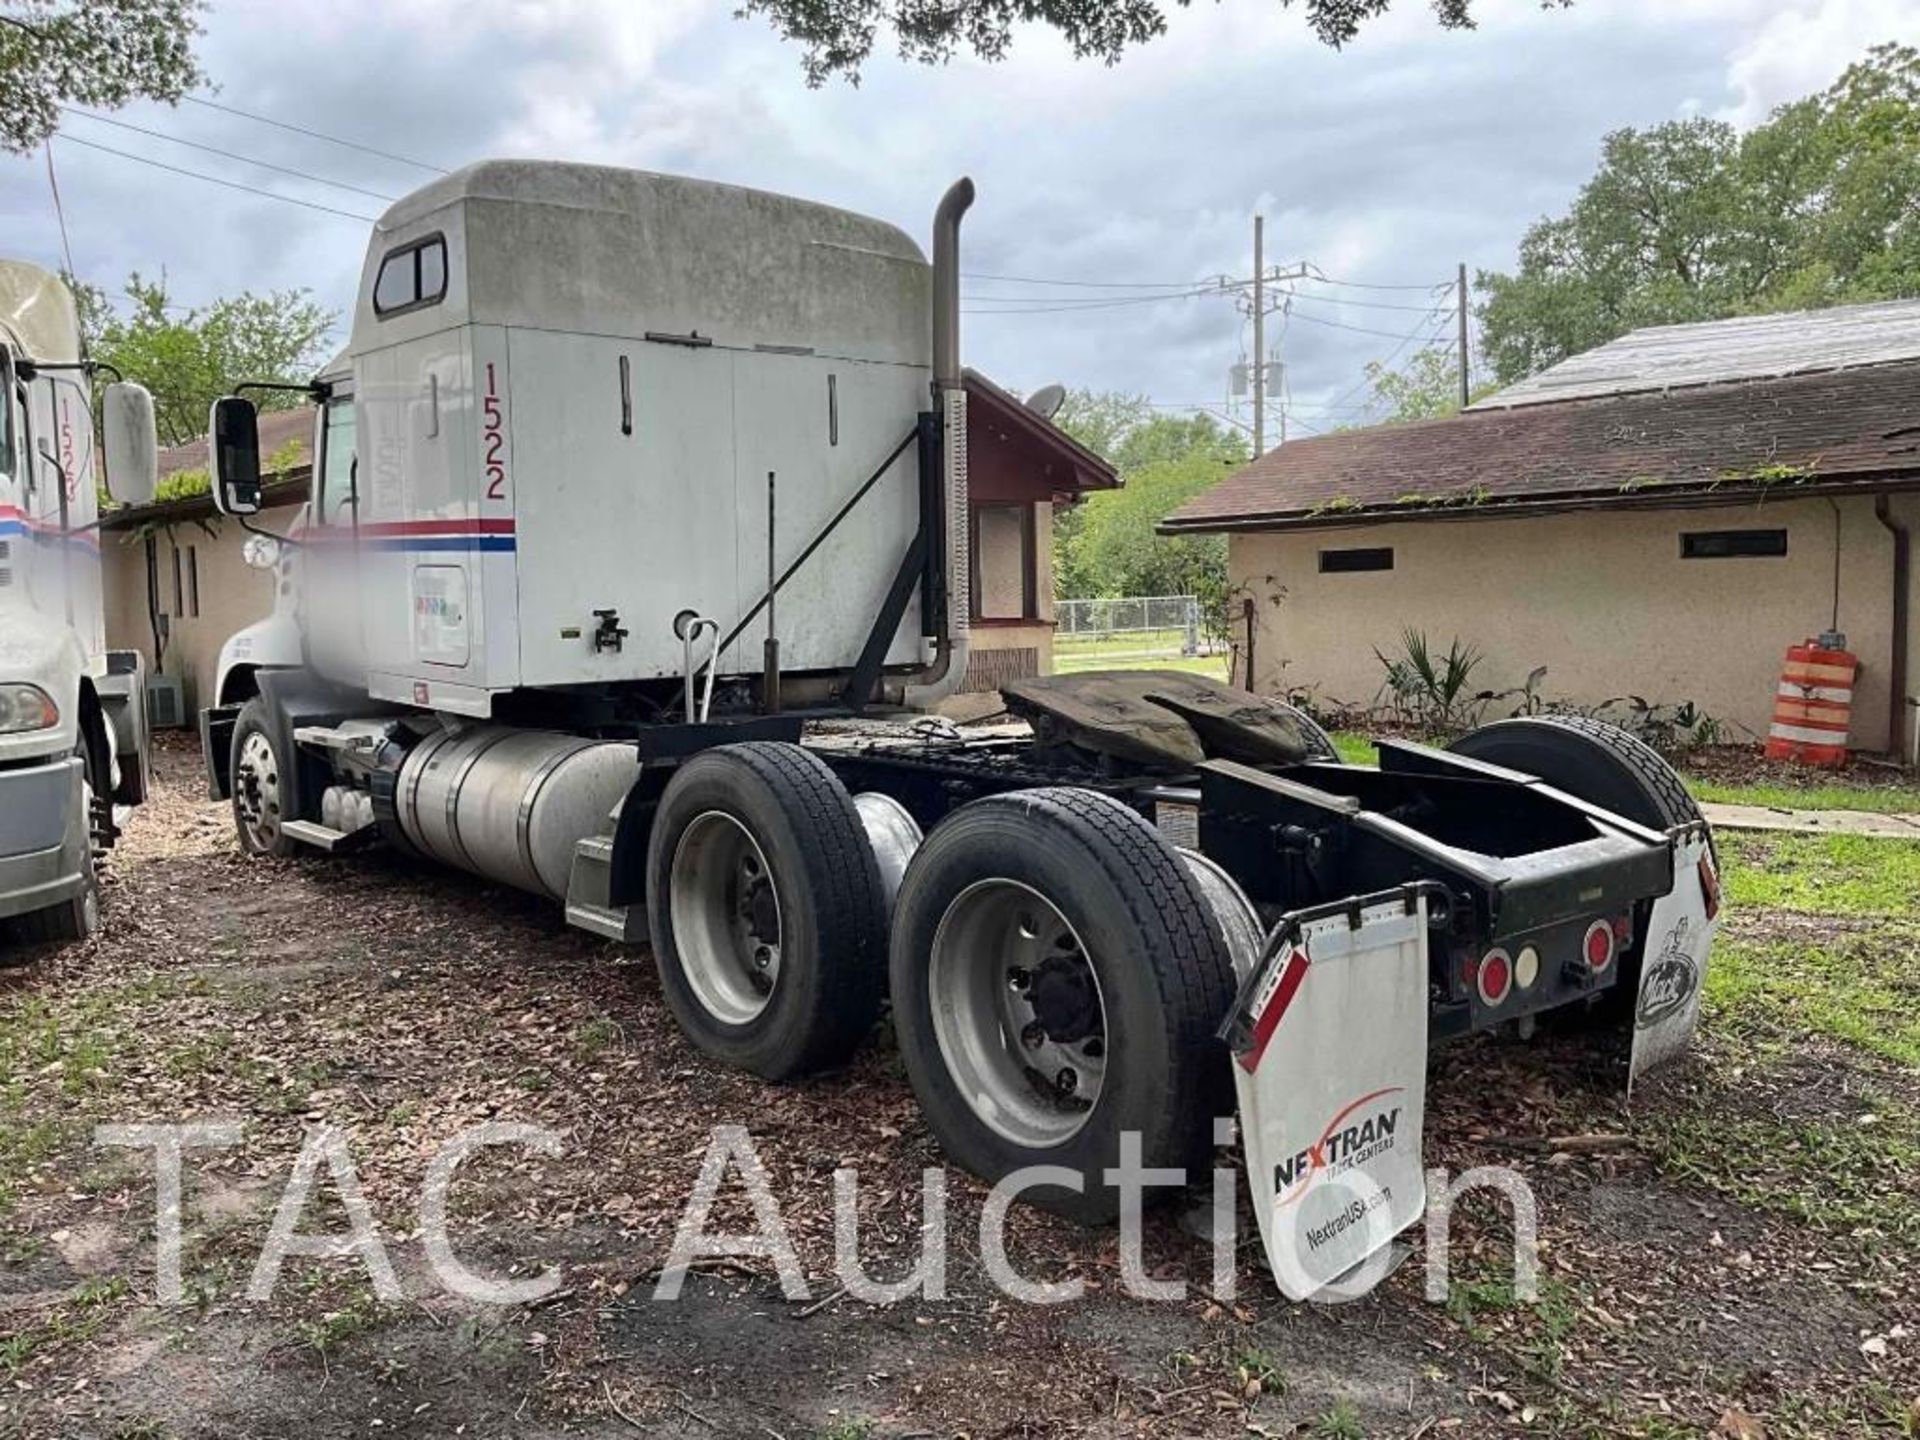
[236,378,332,403]
[15,358,120,383]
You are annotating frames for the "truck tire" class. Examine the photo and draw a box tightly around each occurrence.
[646,742,887,1081]
[889,787,1237,1225]
[9,737,103,948]
[1448,715,1704,834]
[230,699,299,858]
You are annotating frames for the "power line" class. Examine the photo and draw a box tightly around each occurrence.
[960,269,1203,290]
[963,289,1213,315]
[1319,314,1459,420]
[964,287,1209,304]
[1285,305,1455,342]
[60,106,400,203]
[1284,286,1456,315]
[180,95,449,175]
[42,140,76,279]
[1307,273,1457,292]
[52,133,380,222]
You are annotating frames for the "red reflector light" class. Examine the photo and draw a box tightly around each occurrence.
[1584,920,1615,972]
[1477,948,1512,1006]
[1699,853,1721,921]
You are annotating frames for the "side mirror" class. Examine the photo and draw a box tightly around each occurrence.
[210,395,262,516]
[102,382,157,508]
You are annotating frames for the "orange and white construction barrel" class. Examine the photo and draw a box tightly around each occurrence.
[1765,643,1857,766]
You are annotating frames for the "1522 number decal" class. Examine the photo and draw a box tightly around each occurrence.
[482,362,508,501]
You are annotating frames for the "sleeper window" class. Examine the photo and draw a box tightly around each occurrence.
[373,235,449,317]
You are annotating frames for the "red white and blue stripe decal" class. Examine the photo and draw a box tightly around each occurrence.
[312,519,516,553]
[0,504,100,552]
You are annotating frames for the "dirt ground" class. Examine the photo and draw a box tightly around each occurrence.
[1,735,1915,1439]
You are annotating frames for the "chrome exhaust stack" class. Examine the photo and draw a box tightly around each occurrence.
[899,176,974,710]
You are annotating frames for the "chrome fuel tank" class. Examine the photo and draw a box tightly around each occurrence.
[395,727,640,899]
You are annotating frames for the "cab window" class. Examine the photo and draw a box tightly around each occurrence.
[316,397,357,525]
[373,235,449,317]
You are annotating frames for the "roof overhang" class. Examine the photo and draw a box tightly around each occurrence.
[1160,470,1920,535]
[964,369,1119,504]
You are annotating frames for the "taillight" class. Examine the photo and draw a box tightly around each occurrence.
[1699,853,1721,921]
[1477,947,1513,1006]
[1584,919,1616,973]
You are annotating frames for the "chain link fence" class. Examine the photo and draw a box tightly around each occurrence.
[1052,595,1228,677]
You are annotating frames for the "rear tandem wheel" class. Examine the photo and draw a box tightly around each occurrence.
[888,787,1238,1223]
[645,742,889,1081]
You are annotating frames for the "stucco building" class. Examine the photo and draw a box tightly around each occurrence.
[100,373,1113,720]
[1163,301,1920,757]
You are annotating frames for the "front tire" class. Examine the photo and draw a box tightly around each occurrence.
[645,743,887,1081]
[230,698,298,858]
[889,788,1237,1224]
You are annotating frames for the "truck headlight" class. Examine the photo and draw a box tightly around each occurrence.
[0,684,59,734]
[242,534,283,570]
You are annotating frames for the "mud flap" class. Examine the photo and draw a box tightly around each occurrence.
[1219,889,1435,1300]
[1628,823,1720,1093]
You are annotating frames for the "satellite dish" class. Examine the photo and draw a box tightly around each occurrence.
[1024,383,1066,420]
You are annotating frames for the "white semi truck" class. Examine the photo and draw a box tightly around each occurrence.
[0,264,159,945]
[199,163,1720,1290]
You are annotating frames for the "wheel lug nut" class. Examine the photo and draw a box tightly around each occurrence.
[1006,967,1030,993]
[1054,1067,1078,1095]
[1020,1021,1046,1050]
[754,945,773,970]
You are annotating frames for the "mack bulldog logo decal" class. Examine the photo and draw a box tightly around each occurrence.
[1629,832,1718,1091]
[1636,916,1701,1029]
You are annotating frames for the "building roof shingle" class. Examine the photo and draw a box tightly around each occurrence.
[1162,358,1920,534]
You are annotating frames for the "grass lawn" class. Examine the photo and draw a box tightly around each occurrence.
[1683,774,1920,814]
[1051,631,1229,681]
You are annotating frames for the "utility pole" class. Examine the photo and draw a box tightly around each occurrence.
[1252,214,1266,456]
[1457,261,1470,410]
[1213,226,1308,453]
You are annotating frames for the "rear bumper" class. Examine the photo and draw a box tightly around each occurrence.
[0,756,87,921]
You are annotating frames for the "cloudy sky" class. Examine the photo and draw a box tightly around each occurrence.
[0,0,1906,434]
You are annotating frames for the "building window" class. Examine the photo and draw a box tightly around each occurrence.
[171,542,184,617]
[1320,546,1394,574]
[971,504,1037,620]
[187,545,200,618]
[1681,528,1788,559]
[373,234,449,317]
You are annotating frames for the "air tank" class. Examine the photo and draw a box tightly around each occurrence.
[395,727,641,899]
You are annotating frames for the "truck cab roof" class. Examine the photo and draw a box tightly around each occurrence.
[351,160,931,367]
[0,262,81,363]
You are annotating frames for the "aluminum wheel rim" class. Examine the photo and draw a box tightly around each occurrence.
[233,731,283,853]
[928,879,1108,1148]
[670,811,783,1025]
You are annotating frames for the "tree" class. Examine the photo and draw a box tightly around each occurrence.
[740,0,1548,85]
[77,272,335,448]
[1050,392,1246,622]
[1359,345,1497,423]
[1478,43,1920,383]
[1,1,207,153]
